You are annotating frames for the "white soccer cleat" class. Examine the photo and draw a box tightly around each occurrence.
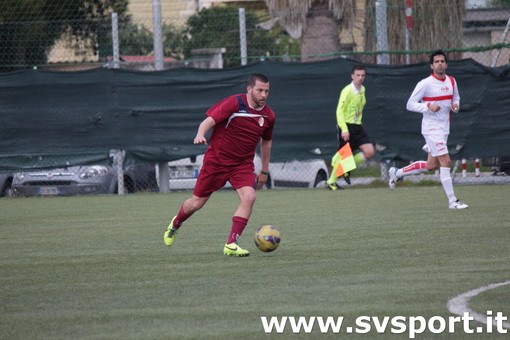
[449,200,469,210]
[388,167,399,190]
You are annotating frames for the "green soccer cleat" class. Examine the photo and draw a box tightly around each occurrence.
[326,181,337,191]
[223,242,250,257]
[326,181,343,191]
[164,216,178,246]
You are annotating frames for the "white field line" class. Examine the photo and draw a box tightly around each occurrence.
[447,280,510,328]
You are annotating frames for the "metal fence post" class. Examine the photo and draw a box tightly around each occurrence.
[239,8,247,66]
[111,12,120,69]
[152,0,169,192]
[375,0,390,65]
[111,13,124,195]
[116,150,125,195]
[380,160,390,182]
[152,0,164,71]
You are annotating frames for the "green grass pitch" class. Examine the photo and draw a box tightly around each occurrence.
[1,185,509,339]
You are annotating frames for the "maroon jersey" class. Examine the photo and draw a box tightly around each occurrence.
[205,94,275,166]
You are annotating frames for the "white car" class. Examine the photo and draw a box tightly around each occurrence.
[156,154,329,190]
[268,158,329,189]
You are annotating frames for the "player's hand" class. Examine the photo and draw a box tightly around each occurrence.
[428,103,440,112]
[451,103,459,112]
[256,172,268,189]
[194,135,207,144]
[341,131,350,142]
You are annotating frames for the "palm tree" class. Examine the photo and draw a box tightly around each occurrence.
[264,0,465,64]
[264,0,357,62]
[364,0,465,64]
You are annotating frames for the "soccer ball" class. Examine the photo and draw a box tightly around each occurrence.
[254,225,281,252]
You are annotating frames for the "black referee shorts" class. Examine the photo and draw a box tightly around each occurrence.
[337,123,373,151]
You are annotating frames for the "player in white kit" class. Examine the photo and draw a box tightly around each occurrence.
[388,50,468,209]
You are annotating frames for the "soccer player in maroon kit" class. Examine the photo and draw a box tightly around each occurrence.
[164,74,276,256]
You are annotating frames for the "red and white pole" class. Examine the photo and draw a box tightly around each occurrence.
[404,0,412,64]
[405,0,413,31]
[462,159,467,177]
[475,158,480,177]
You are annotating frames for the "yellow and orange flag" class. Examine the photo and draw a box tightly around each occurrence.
[332,144,357,177]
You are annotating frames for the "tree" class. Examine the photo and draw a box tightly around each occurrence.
[364,0,466,64]
[162,24,186,60]
[264,0,357,62]
[0,0,129,71]
[97,21,186,61]
[183,5,299,68]
[117,23,155,56]
[264,0,467,64]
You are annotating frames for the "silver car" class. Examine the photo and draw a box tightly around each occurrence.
[11,162,156,196]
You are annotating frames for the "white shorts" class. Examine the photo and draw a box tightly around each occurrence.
[423,134,448,157]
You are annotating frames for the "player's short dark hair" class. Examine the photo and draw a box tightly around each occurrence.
[429,50,448,64]
[352,65,366,74]
[248,73,269,87]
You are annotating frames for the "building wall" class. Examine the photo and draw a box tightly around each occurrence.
[129,0,197,27]
[47,32,98,64]
[128,0,259,27]
[462,8,510,67]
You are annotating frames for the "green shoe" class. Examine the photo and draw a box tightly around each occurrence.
[326,181,337,191]
[223,243,250,257]
[164,216,178,246]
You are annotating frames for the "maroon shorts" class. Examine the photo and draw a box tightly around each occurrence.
[193,154,256,197]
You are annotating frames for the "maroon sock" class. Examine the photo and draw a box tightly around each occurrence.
[172,205,192,230]
[227,216,248,244]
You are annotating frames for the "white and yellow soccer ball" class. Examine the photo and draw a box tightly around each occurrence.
[254,225,281,252]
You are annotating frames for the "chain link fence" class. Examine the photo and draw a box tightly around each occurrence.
[1,0,509,70]
[1,0,509,197]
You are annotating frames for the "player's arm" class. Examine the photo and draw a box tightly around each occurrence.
[406,81,433,113]
[257,138,272,189]
[194,116,216,145]
[336,88,350,141]
[451,77,460,112]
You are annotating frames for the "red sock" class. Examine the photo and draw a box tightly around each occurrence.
[172,205,191,230]
[227,216,248,244]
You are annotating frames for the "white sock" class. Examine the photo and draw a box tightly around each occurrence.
[440,167,457,203]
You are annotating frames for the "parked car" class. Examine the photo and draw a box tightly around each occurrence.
[482,155,510,175]
[0,173,13,197]
[11,158,156,197]
[268,158,329,188]
[156,154,328,191]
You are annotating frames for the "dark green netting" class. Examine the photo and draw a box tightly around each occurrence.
[0,58,509,171]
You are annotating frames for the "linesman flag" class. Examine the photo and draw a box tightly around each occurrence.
[332,144,357,177]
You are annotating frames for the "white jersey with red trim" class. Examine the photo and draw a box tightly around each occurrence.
[406,73,460,135]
